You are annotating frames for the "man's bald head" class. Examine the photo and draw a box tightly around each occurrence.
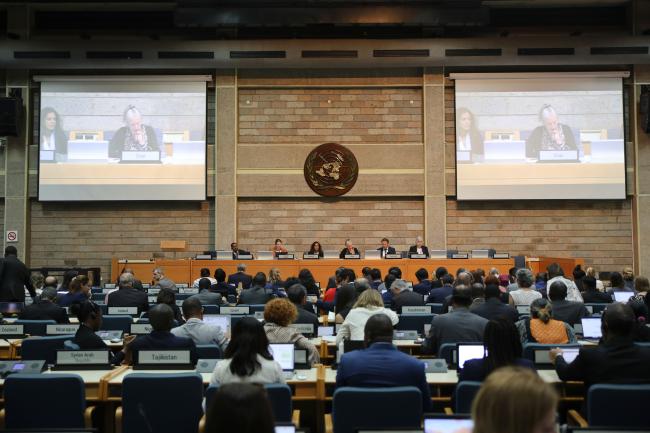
[364,313,394,345]
[603,303,636,340]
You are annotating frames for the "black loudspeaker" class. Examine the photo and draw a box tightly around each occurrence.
[640,86,650,134]
[0,97,21,137]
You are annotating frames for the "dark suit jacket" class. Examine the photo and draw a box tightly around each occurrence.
[408,245,430,257]
[72,323,126,365]
[129,330,198,365]
[232,249,249,259]
[377,246,397,258]
[339,248,360,259]
[18,301,70,323]
[427,285,453,304]
[470,298,520,323]
[108,125,159,159]
[550,299,589,326]
[106,288,149,314]
[424,308,488,355]
[581,290,613,304]
[336,342,432,411]
[293,303,320,333]
[238,286,274,305]
[392,290,425,312]
[0,255,35,302]
[413,280,432,296]
[227,272,252,290]
[555,337,650,408]
[212,281,236,297]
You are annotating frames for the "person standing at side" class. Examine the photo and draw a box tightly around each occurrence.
[0,246,36,303]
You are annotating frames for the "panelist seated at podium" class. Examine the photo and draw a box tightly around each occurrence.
[231,242,250,259]
[108,105,161,159]
[525,104,577,159]
[377,237,397,258]
[408,236,430,257]
[270,238,288,258]
[308,241,324,258]
[339,239,360,258]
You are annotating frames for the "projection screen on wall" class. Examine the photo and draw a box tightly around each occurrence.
[452,72,626,201]
[37,76,208,201]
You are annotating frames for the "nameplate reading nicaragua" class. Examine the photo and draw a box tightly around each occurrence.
[46,324,80,335]
[57,350,109,365]
[138,350,191,364]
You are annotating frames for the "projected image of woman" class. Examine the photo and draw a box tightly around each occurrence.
[456,107,483,157]
[108,105,160,158]
[40,107,68,154]
[526,104,576,158]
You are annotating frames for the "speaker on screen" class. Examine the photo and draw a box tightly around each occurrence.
[0,97,21,137]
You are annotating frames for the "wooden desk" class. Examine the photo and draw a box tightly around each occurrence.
[0,340,11,359]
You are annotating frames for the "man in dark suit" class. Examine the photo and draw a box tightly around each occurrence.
[426,274,454,304]
[391,279,425,312]
[377,238,397,259]
[231,242,249,259]
[18,287,69,323]
[107,273,149,314]
[238,272,274,305]
[336,313,431,411]
[581,276,612,304]
[0,246,35,302]
[551,303,650,410]
[408,236,430,258]
[471,284,519,323]
[287,283,319,333]
[549,280,589,326]
[227,263,252,290]
[126,304,198,365]
[339,239,360,259]
[412,268,432,296]
[430,267,449,290]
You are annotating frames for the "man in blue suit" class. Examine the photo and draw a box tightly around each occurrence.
[336,313,432,411]
[126,304,198,365]
[226,263,252,290]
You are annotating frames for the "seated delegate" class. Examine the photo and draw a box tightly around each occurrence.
[525,104,577,159]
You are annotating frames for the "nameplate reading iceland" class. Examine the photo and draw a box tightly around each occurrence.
[57,350,109,365]
[0,324,23,335]
[220,306,249,315]
[108,307,137,315]
[130,324,153,334]
[402,306,432,314]
[46,324,80,335]
[138,350,191,364]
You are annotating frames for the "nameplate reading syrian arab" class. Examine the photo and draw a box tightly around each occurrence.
[493,253,510,259]
[138,350,191,365]
[456,151,471,162]
[410,254,427,259]
[148,288,160,295]
[46,324,80,335]
[121,151,160,161]
[57,350,109,365]
[385,254,402,259]
[179,288,199,294]
[344,254,360,259]
[402,306,432,314]
[303,254,320,259]
[277,254,295,260]
[220,306,249,315]
[452,253,469,259]
[237,254,253,260]
[130,324,153,335]
[0,324,23,335]
[539,150,578,161]
[290,323,314,335]
[108,307,137,315]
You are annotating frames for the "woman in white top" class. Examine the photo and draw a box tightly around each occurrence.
[585,267,605,291]
[210,316,285,386]
[509,268,543,307]
[336,288,399,345]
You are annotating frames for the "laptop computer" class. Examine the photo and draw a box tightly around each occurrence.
[294,349,310,370]
[424,414,473,433]
[323,250,339,259]
[256,251,274,260]
[483,140,526,162]
[171,141,204,163]
[560,347,580,364]
[613,291,634,303]
[581,317,602,341]
[589,139,625,163]
[67,140,109,161]
[203,315,231,334]
[457,343,485,370]
[269,343,295,379]
[364,250,381,260]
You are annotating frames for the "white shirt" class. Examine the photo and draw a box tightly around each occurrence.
[210,354,285,386]
[547,276,583,302]
[192,277,217,288]
[457,134,471,151]
[41,134,56,151]
[336,306,399,345]
[510,288,542,306]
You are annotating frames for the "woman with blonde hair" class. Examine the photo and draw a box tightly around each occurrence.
[515,298,577,345]
[336,288,398,344]
[585,267,605,291]
[472,366,558,433]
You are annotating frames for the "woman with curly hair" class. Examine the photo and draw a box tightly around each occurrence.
[263,298,320,366]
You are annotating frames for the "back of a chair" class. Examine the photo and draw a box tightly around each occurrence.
[395,314,434,333]
[21,335,73,364]
[14,319,56,336]
[204,384,293,422]
[588,384,650,427]
[249,304,266,313]
[196,344,222,359]
[332,386,422,433]
[204,385,218,409]
[455,381,482,414]
[100,315,133,333]
[4,374,85,429]
[438,343,458,364]
[122,373,204,433]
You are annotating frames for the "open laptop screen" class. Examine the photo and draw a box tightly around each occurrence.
[581,317,602,339]
[457,344,485,369]
[203,315,231,334]
[424,415,474,433]
[561,348,580,364]
[613,291,634,303]
[269,343,295,371]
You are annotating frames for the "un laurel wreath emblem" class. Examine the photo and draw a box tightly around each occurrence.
[304,143,359,197]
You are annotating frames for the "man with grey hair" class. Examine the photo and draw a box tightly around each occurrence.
[508,268,542,307]
[354,277,372,294]
[391,278,425,312]
[226,263,252,290]
[107,272,149,314]
[526,104,577,158]
[108,105,160,159]
[18,287,69,323]
[408,235,430,258]
[152,267,177,292]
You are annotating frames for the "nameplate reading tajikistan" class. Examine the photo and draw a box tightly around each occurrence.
[108,307,138,315]
[0,324,23,335]
[401,306,432,314]
[220,306,250,315]
[290,323,314,334]
[138,350,191,364]
[57,350,109,365]
[46,324,80,335]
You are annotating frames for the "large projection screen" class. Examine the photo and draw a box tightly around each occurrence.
[453,72,626,200]
[37,76,208,201]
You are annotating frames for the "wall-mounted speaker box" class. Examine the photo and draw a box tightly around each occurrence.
[0,97,21,137]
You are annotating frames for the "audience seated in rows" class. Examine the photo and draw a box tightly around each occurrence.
[391,278,425,312]
[413,268,432,296]
[239,272,275,304]
[213,268,235,297]
[227,263,252,290]
[297,269,320,296]
[336,313,432,411]
[608,271,635,297]
[336,288,398,344]
[57,275,90,307]
[172,297,228,351]
[263,298,320,366]
[548,280,589,326]
[152,267,177,292]
[580,276,612,303]
[516,298,577,345]
[426,273,454,304]
[141,288,184,325]
[18,287,69,323]
[287,283,320,331]
[509,269,542,307]
[210,317,285,386]
[471,282,519,323]
[107,272,148,314]
[190,278,225,306]
[71,301,131,364]
[546,263,583,302]
[334,281,358,323]
[192,267,217,288]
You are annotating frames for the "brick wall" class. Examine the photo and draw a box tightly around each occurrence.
[446,199,633,271]
[237,198,424,254]
[29,201,213,278]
